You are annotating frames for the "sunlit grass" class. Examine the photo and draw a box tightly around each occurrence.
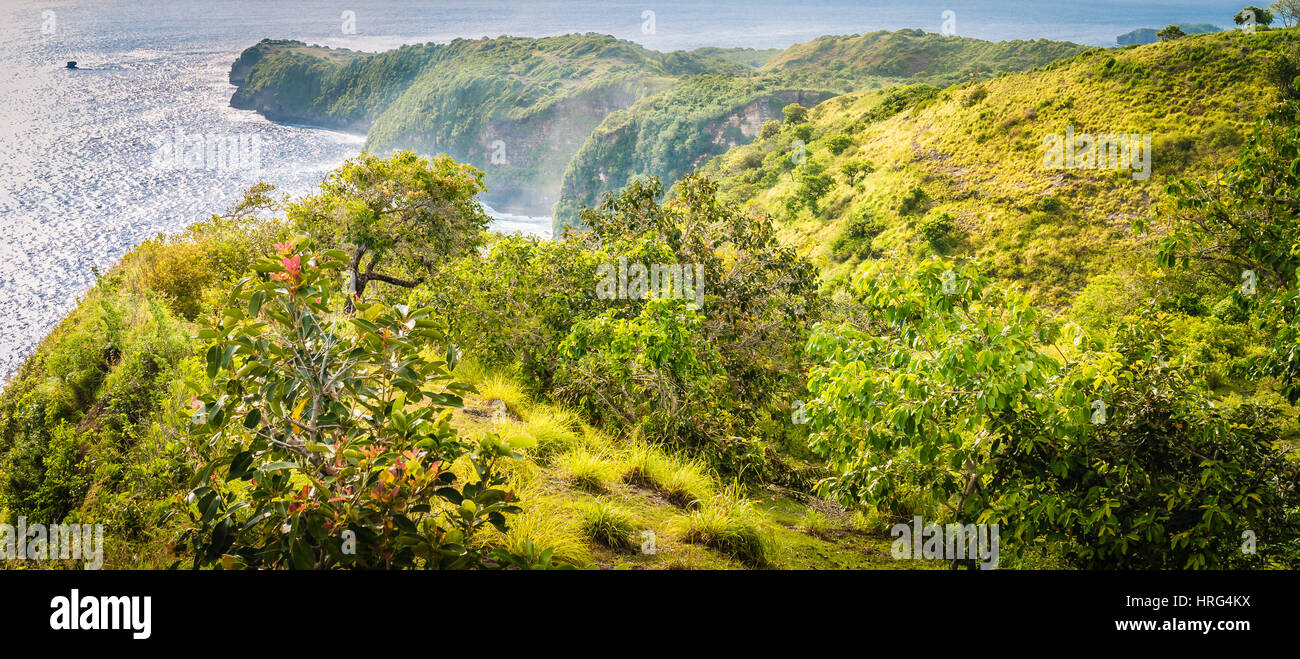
[620,445,714,508]
[576,498,638,551]
[518,405,586,463]
[478,373,529,418]
[677,487,771,567]
[555,448,621,493]
[495,498,592,568]
[798,509,833,539]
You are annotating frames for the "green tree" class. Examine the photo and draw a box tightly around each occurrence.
[556,297,730,444]
[1154,104,1300,401]
[178,237,524,569]
[796,161,834,210]
[782,103,809,124]
[825,134,853,155]
[287,150,489,310]
[568,175,821,469]
[839,158,875,184]
[1236,6,1276,26]
[1157,25,1186,40]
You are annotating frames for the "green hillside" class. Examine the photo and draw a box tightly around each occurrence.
[552,31,1088,232]
[687,46,784,69]
[231,31,1087,220]
[0,168,939,570]
[758,29,1090,91]
[7,27,1300,572]
[698,28,1294,306]
[230,39,422,131]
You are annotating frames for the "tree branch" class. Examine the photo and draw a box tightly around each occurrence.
[366,272,425,288]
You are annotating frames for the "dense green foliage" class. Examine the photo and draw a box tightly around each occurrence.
[233,35,746,215]
[700,28,1298,306]
[803,259,1299,568]
[288,150,489,305]
[233,30,1089,222]
[180,238,522,569]
[426,175,821,479]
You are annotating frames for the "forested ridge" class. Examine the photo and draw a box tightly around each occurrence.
[228,31,1086,221]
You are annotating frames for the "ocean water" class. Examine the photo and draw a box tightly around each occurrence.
[0,0,1247,379]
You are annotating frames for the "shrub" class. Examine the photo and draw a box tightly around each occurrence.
[796,161,834,210]
[556,299,735,448]
[421,234,605,391]
[840,158,875,184]
[798,509,833,539]
[1153,133,1196,172]
[825,134,853,155]
[782,103,808,124]
[1267,53,1300,102]
[844,208,885,240]
[137,238,215,320]
[897,186,928,215]
[565,176,821,462]
[918,212,957,248]
[177,237,524,569]
[963,86,988,107]
[863,85,940,123]
[556,449,620,493]
[803,259,1300,568]
[498,501,591,567]
[518,407,584,463]
[831,209,885,261]
[1034,196,1065,214]
[736,149,764,170]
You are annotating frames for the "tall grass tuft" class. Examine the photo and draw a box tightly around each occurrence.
[621,445,714,508]
[556,448,620,493]
[679,486,771,567]
[497,499,591,567]
[577,498,638,551]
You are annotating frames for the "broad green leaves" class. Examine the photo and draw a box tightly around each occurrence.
[803,258,1300,568]
[177,237,522,569]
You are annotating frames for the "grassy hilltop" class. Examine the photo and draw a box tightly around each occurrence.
[549,30,1088,231]
[758,29,1089,91]
[699,28,1295,307]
